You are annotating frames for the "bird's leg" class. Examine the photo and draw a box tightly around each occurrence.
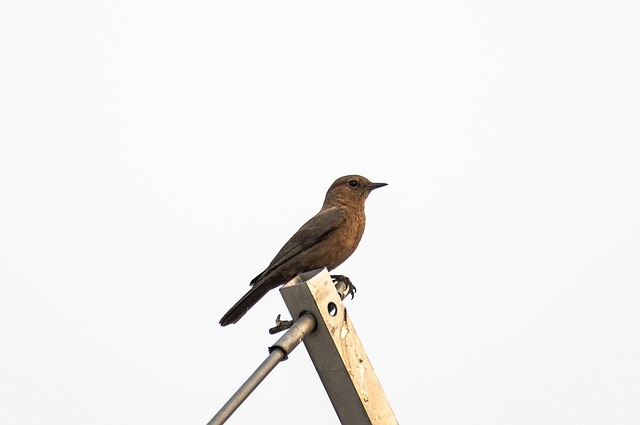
[331,274,357,300]
[268,314,294,334]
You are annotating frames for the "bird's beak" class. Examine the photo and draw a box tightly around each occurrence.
[367,182,388,191]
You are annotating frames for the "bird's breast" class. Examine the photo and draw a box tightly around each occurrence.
[321,208,366,271]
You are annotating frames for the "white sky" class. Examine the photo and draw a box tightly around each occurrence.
[1,1,639,424]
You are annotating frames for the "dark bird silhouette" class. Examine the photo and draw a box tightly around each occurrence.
[219,175,387,326]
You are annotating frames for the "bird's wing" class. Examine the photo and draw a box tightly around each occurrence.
[250,206,347,286]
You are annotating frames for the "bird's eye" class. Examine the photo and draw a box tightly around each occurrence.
[348,180,359,187]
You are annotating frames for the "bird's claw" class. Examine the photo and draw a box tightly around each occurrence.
[331,274,357,300]
[268,314,294,334]
[269,276,355,333]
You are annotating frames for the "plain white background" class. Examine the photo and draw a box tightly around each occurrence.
[1,1,639,424]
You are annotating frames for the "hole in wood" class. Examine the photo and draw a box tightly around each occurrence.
[327,302,337,316]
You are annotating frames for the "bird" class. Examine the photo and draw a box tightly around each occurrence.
[219,174,387,326]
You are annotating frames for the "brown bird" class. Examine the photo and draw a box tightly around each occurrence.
[219,175,387,326]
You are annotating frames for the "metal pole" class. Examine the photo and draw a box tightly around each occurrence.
[207,313,316,425]
[280,269,398,424]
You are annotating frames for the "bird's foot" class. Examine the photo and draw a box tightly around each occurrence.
[331,274,357,300]
[268,314,294,334]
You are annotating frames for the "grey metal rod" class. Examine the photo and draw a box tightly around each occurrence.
[207,313,316,425]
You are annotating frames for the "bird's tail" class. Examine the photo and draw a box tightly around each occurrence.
[219,283,271,326]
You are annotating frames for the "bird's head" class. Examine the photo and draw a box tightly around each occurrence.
[323,175,387,208]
